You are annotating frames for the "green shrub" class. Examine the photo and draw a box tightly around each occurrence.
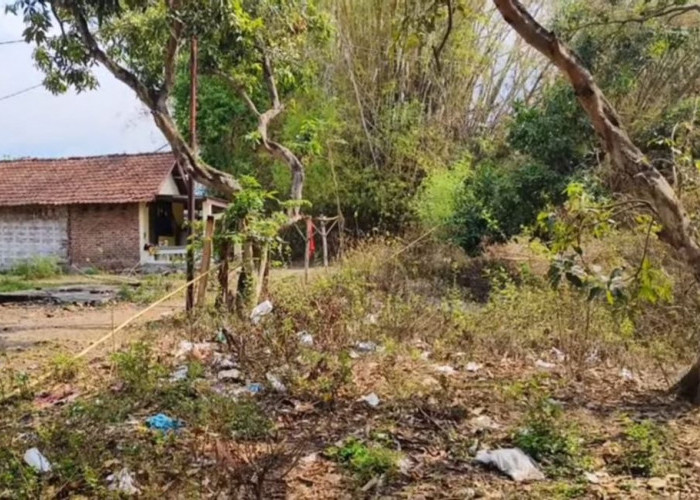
[512,387,585,477]
[0,276,31,292]
[450,160,566,255]
[327,437,401,482]
[49,353,83,382]
[8,256,62,280]
[111,342,165,395]
[614,418,665,477]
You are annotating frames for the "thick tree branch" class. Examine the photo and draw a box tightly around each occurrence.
[573,4,700,31]
[432,0,453,73]
[492,0,700,277]
[160,0,184,102]
[71,5,239,196]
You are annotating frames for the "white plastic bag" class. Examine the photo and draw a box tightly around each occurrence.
[250,300,273,325]
[475,448,544,482]
[24,448,52,473]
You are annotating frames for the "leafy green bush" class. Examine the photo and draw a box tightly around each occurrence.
[8,256,62,280]
[614,418,665,477]
[450,160,566,254]
[512,385,585,477]
[327,437,401,482]
[111,342,165,395]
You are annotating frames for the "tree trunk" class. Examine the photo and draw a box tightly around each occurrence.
[492,0,700,401]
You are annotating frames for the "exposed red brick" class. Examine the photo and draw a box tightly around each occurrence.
[0,153,176,207]
[68,204,140,270]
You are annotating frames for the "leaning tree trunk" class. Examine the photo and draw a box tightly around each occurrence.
[492,0,700,402]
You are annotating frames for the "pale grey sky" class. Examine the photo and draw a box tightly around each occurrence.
[0,8,166,159]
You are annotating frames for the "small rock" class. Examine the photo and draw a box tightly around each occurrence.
[466,362,482,372]
[217,369,243,382]
[360,392,380,408]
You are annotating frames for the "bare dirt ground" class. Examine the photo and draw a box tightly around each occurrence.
[0,299,181,377]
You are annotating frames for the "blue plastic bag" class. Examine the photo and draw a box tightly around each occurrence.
[146,413,183,432]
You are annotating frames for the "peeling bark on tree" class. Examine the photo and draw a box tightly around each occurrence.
[492,0,700,402]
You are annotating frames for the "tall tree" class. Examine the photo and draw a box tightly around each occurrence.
[491,0,700,402]
[7,0,242,195]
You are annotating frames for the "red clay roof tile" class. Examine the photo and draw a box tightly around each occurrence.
[0,152,176,206]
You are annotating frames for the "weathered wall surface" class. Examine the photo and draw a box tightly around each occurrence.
[0,206,68,270]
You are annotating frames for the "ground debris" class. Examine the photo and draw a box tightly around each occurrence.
[251,300,273,325]
[475,448,545,482]
[24,448,52,473]
[107,467,140,495]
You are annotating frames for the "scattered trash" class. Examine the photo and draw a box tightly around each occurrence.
[434,365,456,375]
[251,300,273,325]
[535,359,556,370]
[420,351,431,361]
[475,448,545,482]
[300,453,318,465]
[34,384,79,409]
[648,477,667,490]
[169,365,188,382]
[213,353,238,370]
[551,347,566,362]
[469,415,500,432]
[297,331,314,346]
[620,368,635,381]
[266,373,287,393]
[215,328,229,343]
[146,413,183,433]
[365,313,378,325]
[175,341,215,360]
[247,383,264,394]
[466,362,482,372]
[398,457,413,475]
[354,341,379,353]
[24,448,52,473]
[107,467,140,495]
[584,471,601,484]
[217,369,243,382]
[359,392,380,408]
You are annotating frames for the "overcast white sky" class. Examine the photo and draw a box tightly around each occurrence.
[0,7,166,159]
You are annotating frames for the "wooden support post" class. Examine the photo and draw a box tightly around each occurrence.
[320,216,329,268]
[196,215,215,307]
[186,37,198,313]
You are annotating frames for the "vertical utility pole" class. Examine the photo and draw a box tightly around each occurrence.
[186,37,198,313]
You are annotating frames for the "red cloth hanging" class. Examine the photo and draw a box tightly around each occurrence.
[307,218,316,260]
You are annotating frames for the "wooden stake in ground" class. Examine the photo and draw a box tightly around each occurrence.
[196,215,215,307]
[320,216,329,268]
[186,37,199,313]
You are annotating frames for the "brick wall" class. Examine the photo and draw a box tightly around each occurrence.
[69,204,140,270]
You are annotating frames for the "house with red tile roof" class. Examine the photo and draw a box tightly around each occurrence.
[0,152,227,270]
